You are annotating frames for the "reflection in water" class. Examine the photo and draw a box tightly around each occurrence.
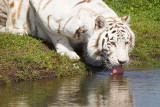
[108,76,133,107]
[0,73,133,107]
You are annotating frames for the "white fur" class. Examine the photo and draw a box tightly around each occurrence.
[0,0,135,67]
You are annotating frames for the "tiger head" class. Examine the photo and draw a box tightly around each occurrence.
[88,15,135,69]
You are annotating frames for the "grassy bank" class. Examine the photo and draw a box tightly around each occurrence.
[0,33,86,85]
[105,0,160,65]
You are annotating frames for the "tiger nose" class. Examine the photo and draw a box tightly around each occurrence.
[118,60,127,65]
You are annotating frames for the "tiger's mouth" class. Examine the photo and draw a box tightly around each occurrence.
[102,59,124,75]
[111,65,123,75]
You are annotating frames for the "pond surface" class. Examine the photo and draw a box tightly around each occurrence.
[0,66,160,107]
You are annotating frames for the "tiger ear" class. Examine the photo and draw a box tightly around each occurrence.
[121,15,130,24]
[95,16,106,30]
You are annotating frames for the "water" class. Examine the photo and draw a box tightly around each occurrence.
[0,66,160,107]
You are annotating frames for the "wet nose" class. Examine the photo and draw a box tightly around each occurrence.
[118,60,127,65]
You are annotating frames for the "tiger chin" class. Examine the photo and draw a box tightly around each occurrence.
[0,0,135,72]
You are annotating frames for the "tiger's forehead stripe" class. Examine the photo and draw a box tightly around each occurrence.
[9,0,14,8]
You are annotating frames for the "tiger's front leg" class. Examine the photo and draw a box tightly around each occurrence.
[5,0,30,36]
[49,34,80,59]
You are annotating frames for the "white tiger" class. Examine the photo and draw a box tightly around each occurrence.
[0,0,135,73]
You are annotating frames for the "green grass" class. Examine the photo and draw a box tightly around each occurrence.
[0,33,86,84]
[130,18,160,65]
[105,0,160,21]
[104,0,160,65]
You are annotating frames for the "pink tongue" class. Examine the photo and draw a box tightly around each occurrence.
[111,65,123,75]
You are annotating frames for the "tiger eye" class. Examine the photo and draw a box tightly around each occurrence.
[112,30,116,34]
[111,42,115,45]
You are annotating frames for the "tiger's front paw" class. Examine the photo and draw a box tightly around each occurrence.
[68,51,80,59]
[58,50,80,59]
[7,29,27,36]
